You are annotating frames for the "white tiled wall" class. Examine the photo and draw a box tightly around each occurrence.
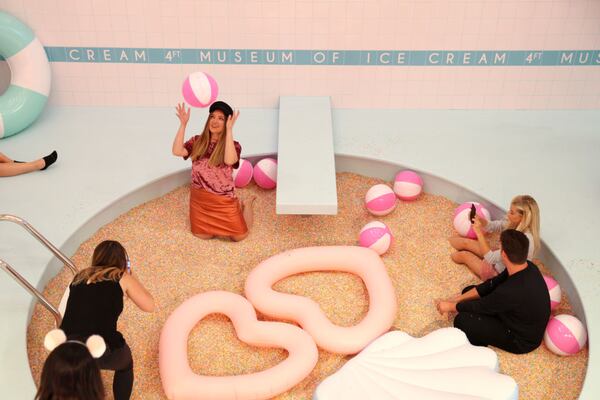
[2,0,600,109]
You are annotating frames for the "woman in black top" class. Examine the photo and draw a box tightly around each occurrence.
[61,240,155,400]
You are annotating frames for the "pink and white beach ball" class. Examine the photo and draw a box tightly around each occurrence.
[359,221,393,255]
[544,314,587,356]
[543,275,562,311]
[453,202,491,239]
[365,184,397,216]
[254,158,277,189]
[182,71,218,108]
[232,159,253,188]
[394,170,423,201]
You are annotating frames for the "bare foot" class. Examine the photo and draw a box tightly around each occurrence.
[241,194,257,211]
[240,194,256,230]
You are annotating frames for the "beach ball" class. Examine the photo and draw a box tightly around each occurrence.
[359,221,393,255]
[453,202,491,239]
[544,314,587,356]
[254,158,277,189]
[182,71,218,108]
[365,184,397,216]
[543,275,562,311]
[394,170,423,201]
[233,159,253,188]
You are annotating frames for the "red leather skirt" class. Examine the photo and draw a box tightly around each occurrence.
[189,186,247,237]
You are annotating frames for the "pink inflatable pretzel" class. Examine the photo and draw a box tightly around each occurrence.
[159,291,318,400]
[245,246,397,354]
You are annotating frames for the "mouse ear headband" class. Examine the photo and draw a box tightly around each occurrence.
[43,328,106,358]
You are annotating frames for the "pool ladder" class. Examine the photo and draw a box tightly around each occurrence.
[0,214,77,327]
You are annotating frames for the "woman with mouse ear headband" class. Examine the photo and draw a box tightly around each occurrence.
[449,195,541,280]
[60,240,155,400]
[36,329,105,400]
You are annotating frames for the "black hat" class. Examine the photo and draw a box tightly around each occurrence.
[209,101,233,118]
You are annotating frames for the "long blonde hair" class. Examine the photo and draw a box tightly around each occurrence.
[72,240,127,285]
[189,113,226,167]
[510,195,541,255]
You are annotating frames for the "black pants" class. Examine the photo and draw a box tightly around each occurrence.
[453,286,530,354]
[97,343,134,400]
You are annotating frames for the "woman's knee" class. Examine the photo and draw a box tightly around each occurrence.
[230,232,248,242]
[451,250,465,263]
[448,236,465,250]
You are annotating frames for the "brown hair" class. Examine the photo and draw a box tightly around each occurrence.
[189,111,226,166]
[72,240,127,285]
[500,229,529,265]
[35,342,105,400]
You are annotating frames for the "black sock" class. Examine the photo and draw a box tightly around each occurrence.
[41,151,58,170]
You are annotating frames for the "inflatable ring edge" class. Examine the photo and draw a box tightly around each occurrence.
[0,11,51,139]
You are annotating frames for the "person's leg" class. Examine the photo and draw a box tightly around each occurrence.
[230,232,248,242]
[448,236,485,257]
[230,195,256,242]
[0,151,57,177]
[241,195,256,230]
[0,160,44,177]
[97,344,134,400]
[453,312,524,353]
[451,251,488,279]
[0,152,13,163]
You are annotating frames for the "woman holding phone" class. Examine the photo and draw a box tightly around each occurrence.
[449,195,541,280]
[60,240,155,400]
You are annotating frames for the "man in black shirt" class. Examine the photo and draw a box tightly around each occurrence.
[436,229,551,354]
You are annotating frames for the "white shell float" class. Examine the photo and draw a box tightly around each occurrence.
[314,328,518,400]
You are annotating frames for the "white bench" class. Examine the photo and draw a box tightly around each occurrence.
[276,96,338,214]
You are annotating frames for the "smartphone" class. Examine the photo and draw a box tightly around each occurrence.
[469,203,476,224]
[125,252,131,274]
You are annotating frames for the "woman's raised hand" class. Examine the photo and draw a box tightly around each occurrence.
[176,102,190,126]
[226,110,240,132]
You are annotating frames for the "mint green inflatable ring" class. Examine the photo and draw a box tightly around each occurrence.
[0,11,51,139]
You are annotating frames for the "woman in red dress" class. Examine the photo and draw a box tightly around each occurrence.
[171,100,255,241]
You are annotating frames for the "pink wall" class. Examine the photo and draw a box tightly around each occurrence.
[2,0,599,109]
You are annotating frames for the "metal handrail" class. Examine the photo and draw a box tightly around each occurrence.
[0,258,62,326]
[0,214,77,274]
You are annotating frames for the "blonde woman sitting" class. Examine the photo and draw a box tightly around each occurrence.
[449,195,541,280]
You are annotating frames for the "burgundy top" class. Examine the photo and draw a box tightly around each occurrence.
[184,136,241,198]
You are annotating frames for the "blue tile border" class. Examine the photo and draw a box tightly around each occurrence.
[36,47,600,66]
